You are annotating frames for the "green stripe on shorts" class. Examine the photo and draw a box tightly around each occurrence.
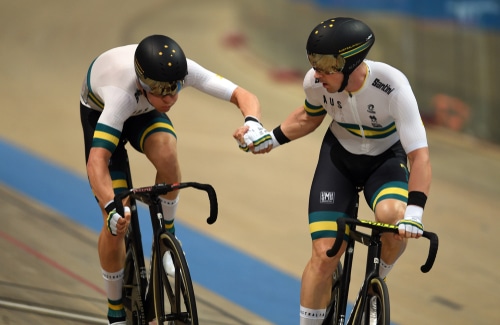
[309,211,350,240]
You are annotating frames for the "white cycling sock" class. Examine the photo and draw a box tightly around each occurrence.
[300,305,326,325]
[379,259,393,279]
[102,268,124,301]
[160,196,179,234]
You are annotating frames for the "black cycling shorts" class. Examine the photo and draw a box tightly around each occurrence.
[80,102,176,196]
[308,129,409,240]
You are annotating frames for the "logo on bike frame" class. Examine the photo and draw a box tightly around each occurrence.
[360,219,398,229]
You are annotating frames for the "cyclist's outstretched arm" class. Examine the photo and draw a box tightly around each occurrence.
[398,147,432,239]
[233,105,325,154]
[277,105,325,142]
[230,86,262,120]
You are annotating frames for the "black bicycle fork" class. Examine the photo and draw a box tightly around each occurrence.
[333,189,386,325]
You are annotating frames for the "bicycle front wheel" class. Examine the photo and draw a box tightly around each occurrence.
[122,235,149,325]
[152,232,198,325]
[363,277,390,325]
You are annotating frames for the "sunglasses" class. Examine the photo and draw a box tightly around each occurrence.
[307,53,345,74]
[139,78,184,96]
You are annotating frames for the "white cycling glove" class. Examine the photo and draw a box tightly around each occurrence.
[105,200,130,236]
[397,205,424,237]
[239,116,272,152]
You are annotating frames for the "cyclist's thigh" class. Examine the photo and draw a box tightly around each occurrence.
[142,130,178,165]
[124,110,176,154]
[308,130,358,241]
[364,142,409,223]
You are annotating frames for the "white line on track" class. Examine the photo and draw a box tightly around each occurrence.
[0,298,108,324]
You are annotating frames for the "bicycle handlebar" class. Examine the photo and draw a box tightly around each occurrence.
[114,182,218,225]
[326,217,439,273]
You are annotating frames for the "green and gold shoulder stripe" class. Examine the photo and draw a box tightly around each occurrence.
[304,100,327,116]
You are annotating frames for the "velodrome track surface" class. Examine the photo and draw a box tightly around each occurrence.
[1,0,500,324]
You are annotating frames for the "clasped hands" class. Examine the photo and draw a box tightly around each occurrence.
[233,119,273,154]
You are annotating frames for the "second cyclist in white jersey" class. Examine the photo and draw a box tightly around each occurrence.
[80,34,271,325]
[234,17,432,324]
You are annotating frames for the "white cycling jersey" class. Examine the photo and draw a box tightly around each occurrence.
[304,60,427,156]
[80,44,237,132]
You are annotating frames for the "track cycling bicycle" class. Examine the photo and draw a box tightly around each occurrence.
[112,151,218,325]
[322,189,439,325]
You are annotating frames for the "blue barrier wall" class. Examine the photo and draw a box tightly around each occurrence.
[312,0,500,31]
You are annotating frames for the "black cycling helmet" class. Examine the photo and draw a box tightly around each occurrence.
[134,35,188,96]
[306,17,375,92]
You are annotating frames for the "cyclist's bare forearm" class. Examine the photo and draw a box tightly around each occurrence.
[280,106,324,141]
[407,147,431,195]
[230,86,262,120]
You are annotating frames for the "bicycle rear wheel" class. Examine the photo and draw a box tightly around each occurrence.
[153,232,198,325]
[323,262,343,325]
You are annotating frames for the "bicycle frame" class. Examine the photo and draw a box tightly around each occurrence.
[115,182,218,323]
[112,151,218,324]
[323,191,439,325]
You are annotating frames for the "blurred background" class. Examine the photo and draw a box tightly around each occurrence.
[241,0,500,144]
[1,0,499,324]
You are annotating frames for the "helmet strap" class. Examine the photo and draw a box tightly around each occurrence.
[338,73,349,93]
[136,78,152,103]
